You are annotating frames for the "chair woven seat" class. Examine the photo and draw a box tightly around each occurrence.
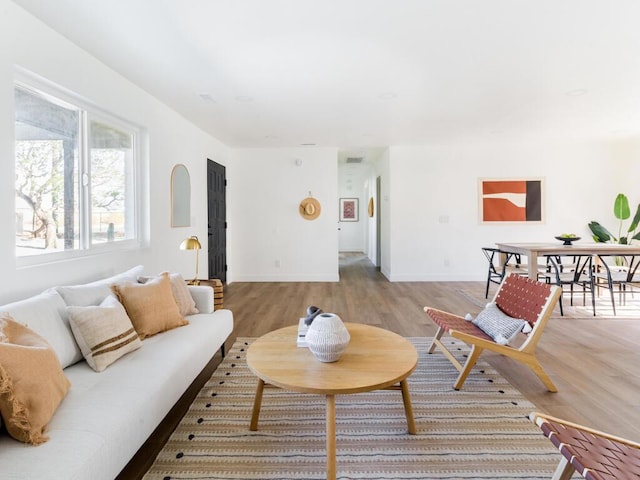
[425,309,494,342]
[531,412,640,480]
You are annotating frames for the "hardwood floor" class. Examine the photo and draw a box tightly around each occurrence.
[226,252,640,443]
[122,251,640,479]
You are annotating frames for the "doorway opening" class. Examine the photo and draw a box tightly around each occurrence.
[337,148,385,271]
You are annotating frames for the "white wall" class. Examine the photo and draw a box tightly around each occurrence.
[365,175,377,264]
[609,138,640,203]
[364,150,387,266]
[0,1,231,303]
[378,149,392,278]
[385,141,626,281]
[228,147,339,282]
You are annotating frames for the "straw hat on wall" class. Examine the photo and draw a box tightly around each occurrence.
[299,196,321,220]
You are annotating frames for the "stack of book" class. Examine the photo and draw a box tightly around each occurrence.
[297,318,309,347]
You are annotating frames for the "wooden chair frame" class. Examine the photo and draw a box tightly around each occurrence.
[530,412,640,480]
[424,273,562,391]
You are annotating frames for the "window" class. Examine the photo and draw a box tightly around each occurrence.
[14,80,140,261]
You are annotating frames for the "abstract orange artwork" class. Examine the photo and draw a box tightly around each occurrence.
[479,179,542,223]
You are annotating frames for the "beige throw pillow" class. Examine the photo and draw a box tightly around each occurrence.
[111,272,188,339]
[67,295,142,372]
[138,272,198,316]
[0,316,71,445]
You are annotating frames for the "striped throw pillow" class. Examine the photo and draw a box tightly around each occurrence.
[67,295,142,372]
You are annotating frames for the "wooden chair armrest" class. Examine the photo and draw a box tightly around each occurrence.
[423,306,464,320]
[424,307,495,342]
[450,330,517,354]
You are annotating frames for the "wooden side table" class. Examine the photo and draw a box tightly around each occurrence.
[190,279,224,310]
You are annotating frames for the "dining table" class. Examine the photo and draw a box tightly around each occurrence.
[495,242,640,279]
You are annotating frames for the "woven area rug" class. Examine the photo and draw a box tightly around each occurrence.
[143,337,562,480]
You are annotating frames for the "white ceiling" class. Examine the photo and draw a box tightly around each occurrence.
[12,0,640,149]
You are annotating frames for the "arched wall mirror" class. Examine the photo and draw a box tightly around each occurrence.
[171,164,191,227]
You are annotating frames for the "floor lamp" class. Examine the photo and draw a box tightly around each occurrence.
[180,235,201,285]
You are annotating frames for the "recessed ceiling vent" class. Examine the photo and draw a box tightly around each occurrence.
[346,157,363,164]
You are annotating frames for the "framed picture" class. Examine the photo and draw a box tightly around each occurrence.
[479,178,543,223]
[339,198,359,222]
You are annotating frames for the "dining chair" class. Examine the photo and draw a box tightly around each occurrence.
[481,247,527,298]
[593,254,640,315]
[543,255,595,316]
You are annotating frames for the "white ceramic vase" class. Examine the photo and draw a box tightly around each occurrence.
[305,313,350,362]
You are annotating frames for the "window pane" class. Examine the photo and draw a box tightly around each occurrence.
[89,120,135,244]
[14,78,140,262]
[15,87,79,256]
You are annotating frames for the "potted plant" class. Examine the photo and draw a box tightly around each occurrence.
[588,193,640,244]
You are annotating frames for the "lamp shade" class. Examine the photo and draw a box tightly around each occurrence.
[180,236,201,250]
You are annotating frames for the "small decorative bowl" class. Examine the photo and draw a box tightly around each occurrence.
[554,236,581,246]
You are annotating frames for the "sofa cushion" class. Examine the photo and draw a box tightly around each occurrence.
[67,295,142,372]
[111,273,188,339]
[138,272,198,316]
[188,285,214,314]
[56,265,144,307]
[0,291,82,368]
[0,316,71,445]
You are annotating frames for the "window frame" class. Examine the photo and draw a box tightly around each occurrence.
[14,69,145,268]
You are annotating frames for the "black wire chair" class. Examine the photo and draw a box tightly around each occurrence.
[593,254,640,315]
[481,247,526,298]
[543,255,595,316]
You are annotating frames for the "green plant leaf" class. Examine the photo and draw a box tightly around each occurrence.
[628,203,640,232]
[614,193,630,220]
[588,221,613,242]
[632,231,640,241]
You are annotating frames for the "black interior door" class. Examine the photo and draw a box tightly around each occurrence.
[207,159,227,283]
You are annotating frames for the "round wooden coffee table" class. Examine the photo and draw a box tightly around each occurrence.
[246,322,418,480]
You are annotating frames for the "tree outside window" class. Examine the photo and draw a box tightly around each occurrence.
[15,84,137,258]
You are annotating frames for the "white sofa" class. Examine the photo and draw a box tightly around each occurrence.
[0,266,233,480]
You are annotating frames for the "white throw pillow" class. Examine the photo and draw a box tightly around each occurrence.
[56,265,145,307]
[67,295,142,372]
[56,283,112,308]
[465,303,531,346]
[0,291,82,368]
